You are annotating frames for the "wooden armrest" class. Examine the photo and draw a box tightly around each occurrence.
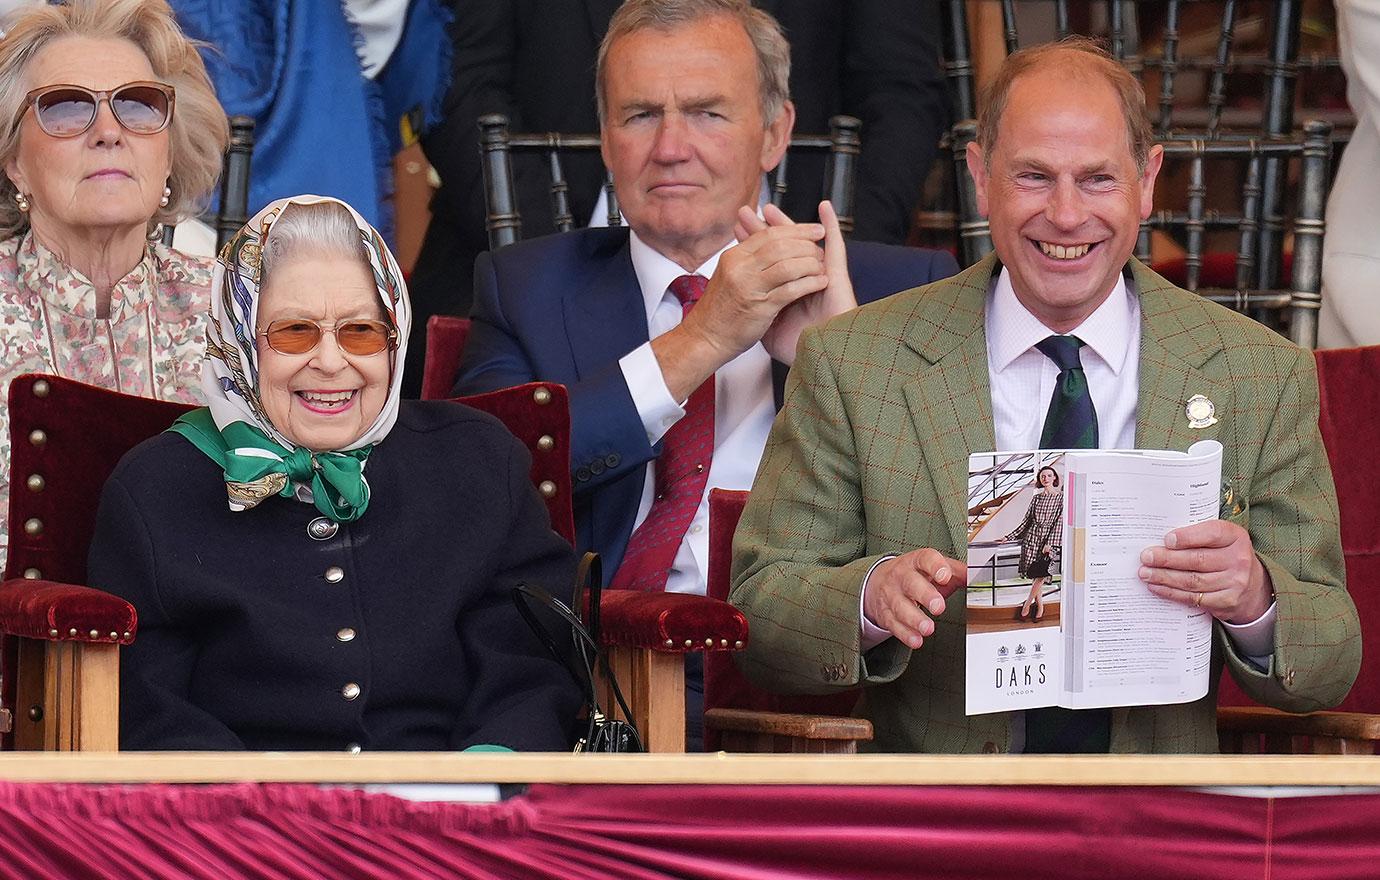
[704,708,873,742]
[0,580,136,645]
[1217,706,1380,741]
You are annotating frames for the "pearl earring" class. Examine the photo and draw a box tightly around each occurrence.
[14,191,29,213]
[159,184,171,208]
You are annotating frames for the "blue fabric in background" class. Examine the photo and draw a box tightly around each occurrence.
[169,0,451,244]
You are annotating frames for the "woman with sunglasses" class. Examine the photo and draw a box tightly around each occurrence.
[88,195,582,751]
[0,0,227,568]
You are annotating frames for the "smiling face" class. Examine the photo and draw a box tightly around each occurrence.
[5,36,172,243]
[255,253,392,452]
[600,14,792,270]
[1038,467,1058,489]
[967,65,1163,332]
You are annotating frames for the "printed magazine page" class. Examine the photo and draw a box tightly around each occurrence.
[964,442,1222,715]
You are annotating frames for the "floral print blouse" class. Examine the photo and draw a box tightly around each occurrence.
[0,232,212,569]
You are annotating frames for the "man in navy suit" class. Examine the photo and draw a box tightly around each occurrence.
[455,0,957,593]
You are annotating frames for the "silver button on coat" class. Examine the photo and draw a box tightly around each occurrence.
[308,517,339,541]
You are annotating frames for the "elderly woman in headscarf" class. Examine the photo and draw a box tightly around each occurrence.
[0,0,228,568]
[88,195,581,752]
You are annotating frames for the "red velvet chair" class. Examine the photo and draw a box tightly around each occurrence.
[1217,345,1380,753]
[420,315,472,401]
[0,373,745,751]
[702,488,872,753]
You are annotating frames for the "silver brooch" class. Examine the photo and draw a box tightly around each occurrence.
[1185,394,1218,428]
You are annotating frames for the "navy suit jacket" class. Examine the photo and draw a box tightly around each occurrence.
[454,226,958,579]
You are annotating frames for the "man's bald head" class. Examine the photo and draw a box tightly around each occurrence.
[976,37,1153,172]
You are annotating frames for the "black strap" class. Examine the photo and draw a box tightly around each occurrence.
[513,574,643,752]
[575,551,602,645]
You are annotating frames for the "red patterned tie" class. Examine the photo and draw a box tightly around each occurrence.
[610,274,715,591]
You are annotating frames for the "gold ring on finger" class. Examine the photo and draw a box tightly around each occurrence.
[1194,592,1203,608]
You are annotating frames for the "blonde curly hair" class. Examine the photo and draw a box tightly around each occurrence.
[0,0,229,238]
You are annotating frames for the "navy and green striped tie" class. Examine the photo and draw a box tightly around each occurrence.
[1025,333,1110,753]
[1036,335,1099,449]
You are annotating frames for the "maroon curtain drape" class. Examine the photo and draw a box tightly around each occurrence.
[0,782,1375,880]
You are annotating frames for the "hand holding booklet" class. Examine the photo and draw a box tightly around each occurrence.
[963,440,1223,716]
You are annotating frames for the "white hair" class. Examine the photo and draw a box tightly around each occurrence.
[260,200,369,279]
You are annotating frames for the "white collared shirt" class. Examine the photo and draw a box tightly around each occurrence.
[616,230,777,594]
[986,266,1140,450]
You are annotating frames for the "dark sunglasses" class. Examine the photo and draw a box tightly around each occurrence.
[18,81,175,138]
[260,318,397,357]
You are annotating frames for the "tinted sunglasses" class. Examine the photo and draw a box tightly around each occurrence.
[260,319,397,357]
[19,81,175,138]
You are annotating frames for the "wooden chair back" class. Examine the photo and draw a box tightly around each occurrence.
[936,0,1347,294]
[941,0,1324,135]
[215,115,256,251]
[478,113,863,250]
[162,115,255,251]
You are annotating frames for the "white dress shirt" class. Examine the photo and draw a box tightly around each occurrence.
[861,267,1274,657]
[617,231,777,594]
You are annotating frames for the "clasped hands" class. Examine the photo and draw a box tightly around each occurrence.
[684,200,855,363]
[864,519,1272,650]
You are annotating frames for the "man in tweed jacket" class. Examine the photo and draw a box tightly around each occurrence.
[730,40,1361,753]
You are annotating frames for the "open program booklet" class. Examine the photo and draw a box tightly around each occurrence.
[963,441,1223,716]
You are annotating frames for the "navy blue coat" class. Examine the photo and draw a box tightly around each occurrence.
[89,401,582,752]
[453,226,958,579]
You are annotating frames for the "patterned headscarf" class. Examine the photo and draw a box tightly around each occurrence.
[169,195,411,522]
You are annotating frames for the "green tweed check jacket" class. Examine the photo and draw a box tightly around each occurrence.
[730,254,1361,753]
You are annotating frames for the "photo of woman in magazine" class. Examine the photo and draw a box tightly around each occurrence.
[964,453,1064,633]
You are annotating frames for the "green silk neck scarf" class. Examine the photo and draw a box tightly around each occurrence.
[170,408,373,523]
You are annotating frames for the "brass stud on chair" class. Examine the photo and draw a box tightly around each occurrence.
[536,434,555,451]
[532,386,552,405]
[22,518,42,536]
[25,474,44,492]
[109,632,118,640]
[68,628,77,637]
[47,629,57,638]
[683,639,693,648]
[122,632,131,640]
[663,639,674,648]
[538,480,557,498]
[31,379,50,398]
[720,639,728,648]
[733,640,744,649]
[88,629,98,639]
[28,428,46,447]
[704,637,714,648]
[22,568,40,580]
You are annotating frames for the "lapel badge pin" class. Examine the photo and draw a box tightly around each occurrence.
[1185,394,1218,429]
